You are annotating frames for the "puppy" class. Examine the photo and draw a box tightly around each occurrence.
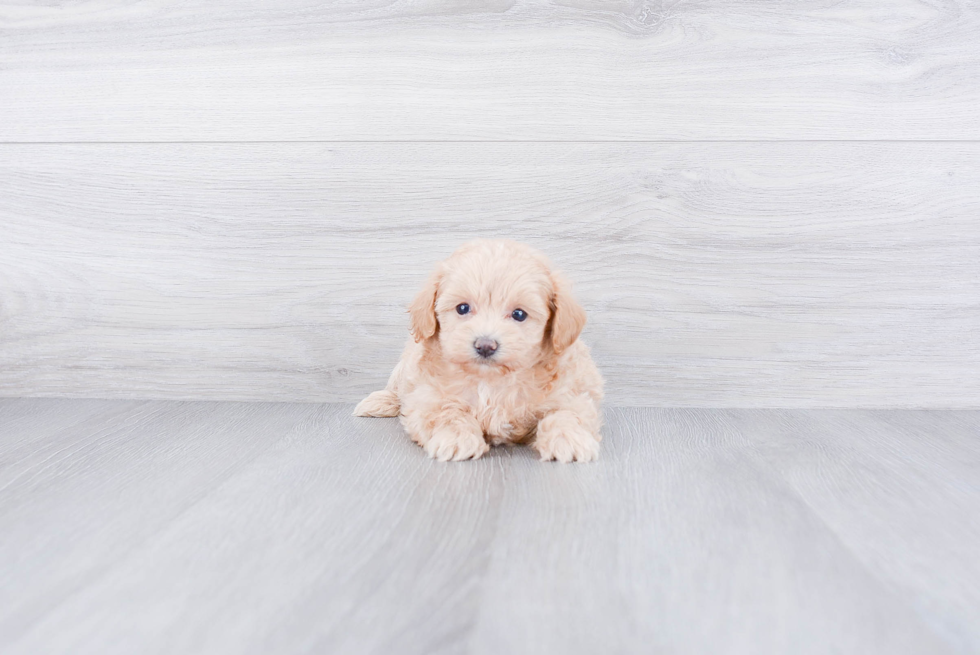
[354,239,603,462]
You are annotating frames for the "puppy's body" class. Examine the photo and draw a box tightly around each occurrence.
[355,240,603,462]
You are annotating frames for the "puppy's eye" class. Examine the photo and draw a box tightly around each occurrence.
[511,309,527,322]
[456,303,470,315]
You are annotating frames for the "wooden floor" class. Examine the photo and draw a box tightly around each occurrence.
[1,399,977,654]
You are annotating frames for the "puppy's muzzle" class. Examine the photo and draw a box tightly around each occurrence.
[473,337,498,359]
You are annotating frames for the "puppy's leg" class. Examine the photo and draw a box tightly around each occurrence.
[425,418,489,462]
[401,394,488,462]
[354,356,408,417]
[354,390,400,417]
[533,395,602,463]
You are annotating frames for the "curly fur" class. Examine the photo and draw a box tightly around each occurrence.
[354,239,604,462]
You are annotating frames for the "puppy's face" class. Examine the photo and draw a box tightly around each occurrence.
[409,240,586,373]
[435,253,551,372]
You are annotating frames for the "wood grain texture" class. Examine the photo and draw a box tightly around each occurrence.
[725,409,980,653]
[1,143,978,407]
[469,408,972,655]
[2,0,979,141]
[1,400,978,654]
[0,400,323,646]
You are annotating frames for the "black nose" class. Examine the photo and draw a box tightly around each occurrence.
[474,337,498,359]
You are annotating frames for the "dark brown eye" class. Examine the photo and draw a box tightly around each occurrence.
[511,309,527,322]
[456,303,470,315]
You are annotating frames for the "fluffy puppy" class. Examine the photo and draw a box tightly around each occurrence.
[354,239,603,462]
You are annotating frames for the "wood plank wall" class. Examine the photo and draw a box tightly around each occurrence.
[1,2,978,407]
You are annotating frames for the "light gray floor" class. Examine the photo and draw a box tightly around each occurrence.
[1,400,978,654]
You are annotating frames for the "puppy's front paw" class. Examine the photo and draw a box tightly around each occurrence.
[424,427,489,462]
[534,413,600,463]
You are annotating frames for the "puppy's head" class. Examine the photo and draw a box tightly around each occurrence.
[409,240,586,372]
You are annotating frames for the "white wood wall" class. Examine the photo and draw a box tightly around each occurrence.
[1,1,978,407]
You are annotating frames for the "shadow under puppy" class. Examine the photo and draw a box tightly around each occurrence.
[355,239,603,462]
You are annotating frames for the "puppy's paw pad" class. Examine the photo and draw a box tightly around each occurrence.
[424,429,489,462]
[354,390,400,417]
[535,427,600,463]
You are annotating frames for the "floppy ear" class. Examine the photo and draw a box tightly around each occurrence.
[548,270,587,354]
[408,269,442,342]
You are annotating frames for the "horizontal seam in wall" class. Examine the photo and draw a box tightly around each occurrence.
[2,140,980,145]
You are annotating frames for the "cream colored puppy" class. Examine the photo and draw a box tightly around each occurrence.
[354,239,603,462]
